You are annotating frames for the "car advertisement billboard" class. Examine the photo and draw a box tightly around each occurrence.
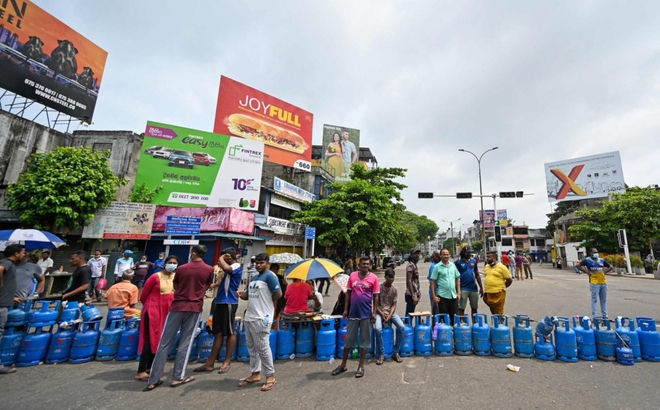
[544,151,626,202]
[214,76,313,171]
[0,0,107,122]
[322,124,361,182]
[135,121,264,209]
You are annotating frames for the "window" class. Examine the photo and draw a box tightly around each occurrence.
[502,238,513,246]
[536,239,546,246]
[515,241,524,248]
[529,239,535,246]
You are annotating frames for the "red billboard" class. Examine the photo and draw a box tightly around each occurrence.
[214,76,314,171]
[0,0,108,122]
[152,206,255,235]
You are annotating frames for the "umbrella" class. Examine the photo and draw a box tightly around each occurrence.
[269,252,303,265]
[0,229,66,251]
[285,258,343,281]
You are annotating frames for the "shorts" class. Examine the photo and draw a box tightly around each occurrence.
[212,303,237,336]
[132,276,146,289]
[459,290,479,310]
[345,318,372,349]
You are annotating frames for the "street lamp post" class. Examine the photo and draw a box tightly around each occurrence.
[442,218,461,257]
[458,147,498,255]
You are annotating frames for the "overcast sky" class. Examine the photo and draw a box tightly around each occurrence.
[36,0,660,232]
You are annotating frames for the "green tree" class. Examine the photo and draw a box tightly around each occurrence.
[131,182,164,203]
[7,146,125,231]
[546,200,579,232]
[396,211,440,252]
[442,237,461,254]
[471,239,484,253]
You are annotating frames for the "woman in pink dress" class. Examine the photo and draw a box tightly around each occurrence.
[135,255,178,381]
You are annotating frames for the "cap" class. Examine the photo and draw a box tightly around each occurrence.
[461,246,473,253]
[123,250,133,254]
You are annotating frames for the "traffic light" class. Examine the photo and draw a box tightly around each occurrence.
[418,192,434,199]
[456,192,472,199]
[499,192,516,198]
[494,226,502,242]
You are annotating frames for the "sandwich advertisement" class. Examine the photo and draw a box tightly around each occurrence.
[214,76,314,171]
[322,124,361,182]
[135,121,264,209]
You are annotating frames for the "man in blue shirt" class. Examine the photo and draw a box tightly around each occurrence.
[428,250,441,315]
[455,246,484,316]
[194,247,242,374]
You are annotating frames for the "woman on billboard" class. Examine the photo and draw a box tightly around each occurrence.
[326,132,344,178]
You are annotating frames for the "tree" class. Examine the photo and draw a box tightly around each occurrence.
[442,238,461,254]
[396,211,440,252]
[471,240,484,253]
[7,146,125,231]
[546,200,579,232]
[131,182,164,203]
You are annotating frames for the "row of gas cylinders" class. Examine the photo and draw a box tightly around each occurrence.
[6,300,104,328]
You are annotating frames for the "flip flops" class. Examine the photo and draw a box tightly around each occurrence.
[193,366,214,373]
[393,354,403,363]
[331,365,347,376]
[217,365,231,374]
[170,376,195,388]
[238,377,261,387]
[355,367,365,378]
[0,366,16,375]
[134,376,149,382]
[376,356,384,365]
[143,380,163,392]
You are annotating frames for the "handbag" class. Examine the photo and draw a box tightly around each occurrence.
[97,277,108,291]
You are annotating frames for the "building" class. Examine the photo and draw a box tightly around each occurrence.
[487,225,551,262]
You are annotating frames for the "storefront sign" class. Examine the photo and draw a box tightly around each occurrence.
[267,234,305,247]
[270,193,301,211]
[266,216,305,236]
[153,206,254,235]
[273,177,315,203]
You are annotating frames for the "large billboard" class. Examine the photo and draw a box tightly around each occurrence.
[0,0,107,122]
[544,151,625,202]
[82,202,156,239]
[152,207,255,235]
[322,124,361,182]
[135,121,264,209]
[214,76,313,171]
[480,209,508,229]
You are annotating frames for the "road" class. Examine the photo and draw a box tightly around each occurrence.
[3,262,659,409]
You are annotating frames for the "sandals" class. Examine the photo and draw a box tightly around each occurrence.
[193,365,214,373]
[0,366,16,375]
[143,380,163,392]
[170,376,195,388]
[134,376,149,382]
[376,356,384,365]
[331,365,347,376]
[261,379,276,392]
[355,367,365,378]
[238,377,261,387]
[218,365,231,374]
[393,354,403,363]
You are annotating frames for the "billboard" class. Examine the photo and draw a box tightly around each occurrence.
[544,151,625,202]
[480,209,508,229]
[273,176,315,203]
[135,121,264,209]
[214,76,313,171]
[322,124,361,182]
[0,0,107,122]
[152,207,255,235]
[82,202,156,239]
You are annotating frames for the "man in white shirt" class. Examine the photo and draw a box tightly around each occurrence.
[87,250,107,301]
[37,251,54,274]
[341,131,358,177]
[114,250,134,284]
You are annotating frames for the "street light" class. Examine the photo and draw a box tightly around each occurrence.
[459,147,498,254]
[442,218,461,256]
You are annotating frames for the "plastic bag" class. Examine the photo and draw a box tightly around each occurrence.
[97,277,108,291]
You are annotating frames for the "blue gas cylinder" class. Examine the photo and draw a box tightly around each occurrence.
[615,317,641,362]
[635,317,660,362]
[414,316,432,356]
[554,316,578,362]
[116,319,140,361]
[7,302,31,327]
[17,326,52,367]
[236,320,249,361]
[197,326,214,363]
[217,336,228,361]
[454,314,473,355]
[433,314,453,356]
[513,315,534,358]
[105,307,125,329]
[70,322,100,364]
[96,320,124,361]
[269,329,278,359]
[491,314,512,358]
[535,316,556,339]
[45,323,75,364]
[535,333,556,361]
[380,321,394,359]
[81,306,103,323]
[0,327,25,365]
[616,346,634,366]
[277,320,296,360]
[594,317,616,361]
[60,301,80,323]
[29,301,60,327]
[336,318,348,357]
[472,313,491,356]
[296,322,314,358]
[365,327,375,359]
[167,330,181,361]
[400,316,414,357]
[573,316,597,361]
[316,319,336,361]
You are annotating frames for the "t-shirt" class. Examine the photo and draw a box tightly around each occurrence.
[37,257,53,272]
[133,260,154,278]
[347,271,380,319]
[515,255,524,267]
[431,262,461,299]
[342,140,357,164]
[484,262,511,293]
[501,254,509,266]
[63,265,92,302]
[106,281,139,318]
[153,258,165,273]
[405,262,421,299]
[308,291,323,312]
[378,284,398,315]
[215,262,242,305]
[245,270,281,323]
[87,257,107,278]
[114,257,134,276]
[580,258,611,285]
[0,258,17,307]
[284,281,312,313]
[15,262,43,299]
[455,258,478,292]
[171,260,214,312]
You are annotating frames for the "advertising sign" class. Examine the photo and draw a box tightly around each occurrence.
[214,76,314,171]
[152,206,255,235]
[82,202,155,239]
[266,216,305,236]
[135,121,264,209]
[322,124,361,182]
[544,151,626,202]
[0,0,107,122]
[479,209,508,229]
[273,177,315,203]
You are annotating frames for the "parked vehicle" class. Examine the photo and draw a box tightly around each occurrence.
[193,152,210,166]
[382,257,395,269]
[168,150,195,169]
[195,152,217,164]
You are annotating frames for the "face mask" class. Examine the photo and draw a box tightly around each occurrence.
[159,256,164,260]
[141,259,147,262]
[592,253,599,259]
[165,264,177,272]
[94,255,101,259]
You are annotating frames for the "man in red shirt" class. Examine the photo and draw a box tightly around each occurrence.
[144,245,214,391]
[501,252,510,268]
[283,279,317,314]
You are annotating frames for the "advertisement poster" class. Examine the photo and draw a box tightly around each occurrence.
[0,0,107,122]
[544,151,626,202]
[135,121,264,209]
[322,124,361,182]
[82,202,156,239]
[152,207,255,235]
[479,209,508,229]
[214,76,313,171]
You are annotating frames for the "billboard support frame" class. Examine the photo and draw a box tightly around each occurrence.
[0,87,77,132]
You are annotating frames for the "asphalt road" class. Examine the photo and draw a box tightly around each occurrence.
[4,262,659,410]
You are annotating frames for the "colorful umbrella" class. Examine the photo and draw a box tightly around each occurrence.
[269,252,303,265]
[0,229,66,251]
[284,258,344,281]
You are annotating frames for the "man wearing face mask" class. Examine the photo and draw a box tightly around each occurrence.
[133,255,154,298]
[578,248,613,318]
[483,251,512,315]
[87,251,107,302]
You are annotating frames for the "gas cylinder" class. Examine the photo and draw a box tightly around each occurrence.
[0,327,25,366]
[379,321,394,359]
[277,320,296,360]
[400,316,414,357]
[45,323,75,364]
[16,326,52,367]
[105,307,125,329]
[7,302,30,327]
[96,320,124,361]
[535,316,556,339]
[81,305,103,323]
[269,329,278,360]
[593,317,616,361]
[615,317,641,362]
[513,315,534,358]
[70,322,100,364]
[472,313,491,356]
[236,320,249,361]
[534,333,556,361]
[433,314,453,356]
[454,314,473,355]
[296,322,314,358]
[491,314,512,358]
[29,301,60,327]
[616,346,634,366]
[167,330,180,361]
[365,327,375,359]
[316,319,336,361]
[197,326,214,363]
[635,317,660,362]
[335,318,348,358]
[60,301,80,323]
[573,316,597,361]
[116,319,140,361]
[554,316,578,362]
[414,316,432,357]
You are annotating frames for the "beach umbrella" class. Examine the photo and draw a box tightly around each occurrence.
[284,258,343,281]
[269,252,304,264]
[0,229,66,251]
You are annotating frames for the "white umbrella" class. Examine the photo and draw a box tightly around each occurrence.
[269,252,303,264]
[0,229,66,251]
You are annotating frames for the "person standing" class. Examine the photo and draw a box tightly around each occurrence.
[501,251,510,272]
[144,245,214,391]
[428,250,441,315]
[87,251,107,301]
[326,132,345,178]
[455,246,483,316]
[114,250,134,284]
[483,251,513,314]
[374,269,404,365]
[15,253,44,299]
[430,249,461,326]
[578,248,613,318]
[236,253,281,392]
[507,251,516,278]
[523,253,534,279]
[644,254,654,274]
[153,252,166,274]
[133,255,154,298]
[404,250,422,316]
[62,251,92,303]
[36,251,54,275]
[515,252,524,281]
[0,244,26,375]
[340,131,358,177]
[106,270,139,319]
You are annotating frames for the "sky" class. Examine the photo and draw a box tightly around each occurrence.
[32,0,660,233]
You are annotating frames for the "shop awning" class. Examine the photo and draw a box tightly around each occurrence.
[255,224,276,232]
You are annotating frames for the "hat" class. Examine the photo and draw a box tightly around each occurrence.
[123,250,133,255]
[461,246,473,253]
[412,249,422,254]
